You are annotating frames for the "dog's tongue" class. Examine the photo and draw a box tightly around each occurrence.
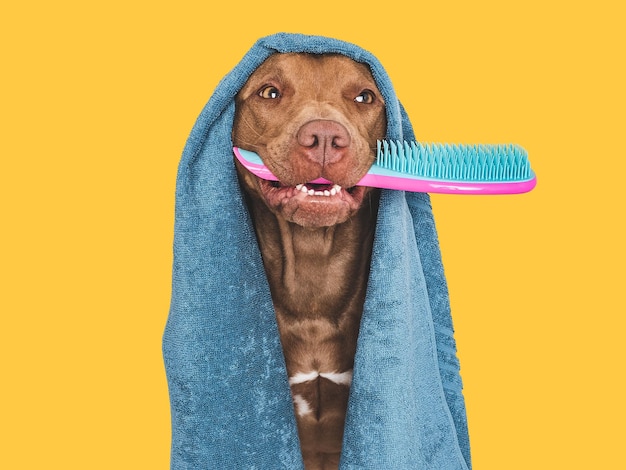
[308,176,333,185]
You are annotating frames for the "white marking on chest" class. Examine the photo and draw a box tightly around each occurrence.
[320,370,353,386]
[289,371,320,385]
[288,369,353,387]
[292,394,312,417]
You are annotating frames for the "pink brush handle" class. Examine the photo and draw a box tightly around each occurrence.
[234,147,332,184]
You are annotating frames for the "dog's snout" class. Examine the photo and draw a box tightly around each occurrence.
[296,120,351,165]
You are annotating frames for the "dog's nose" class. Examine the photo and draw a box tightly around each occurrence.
[296,120,351,165]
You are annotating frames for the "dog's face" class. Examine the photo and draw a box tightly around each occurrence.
[232,53,386,228]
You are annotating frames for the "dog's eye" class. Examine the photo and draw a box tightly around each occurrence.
[354,90,376,104]
[258,85,281,99]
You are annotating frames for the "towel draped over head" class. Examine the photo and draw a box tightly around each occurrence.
[163,33,472,469]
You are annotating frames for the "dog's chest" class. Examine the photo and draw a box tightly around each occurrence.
[275,312,357,440]
[259,227,371,432]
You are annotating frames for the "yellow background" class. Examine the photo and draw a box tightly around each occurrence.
[2,0,624,468]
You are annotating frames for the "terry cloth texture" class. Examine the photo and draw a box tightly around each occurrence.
[163,33,471,469]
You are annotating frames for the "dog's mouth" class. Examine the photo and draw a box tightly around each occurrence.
[269,180,356,197]
[257,177,370,227]
[263,179,361,200]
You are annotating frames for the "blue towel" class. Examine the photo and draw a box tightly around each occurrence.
[163,33,471,469]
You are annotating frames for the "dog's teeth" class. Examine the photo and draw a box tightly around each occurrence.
[300,185,309,194]
[323,190,330,197]
[296,184,303,191]
[314,190,324,196]
[308,189,315,196]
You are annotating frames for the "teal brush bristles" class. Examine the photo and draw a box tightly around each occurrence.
[370,140,536,194]
[377,140,533,182]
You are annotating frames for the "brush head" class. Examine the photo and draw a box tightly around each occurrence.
[369,140,536,194]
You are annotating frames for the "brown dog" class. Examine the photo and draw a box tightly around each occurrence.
[232,53,386,470]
